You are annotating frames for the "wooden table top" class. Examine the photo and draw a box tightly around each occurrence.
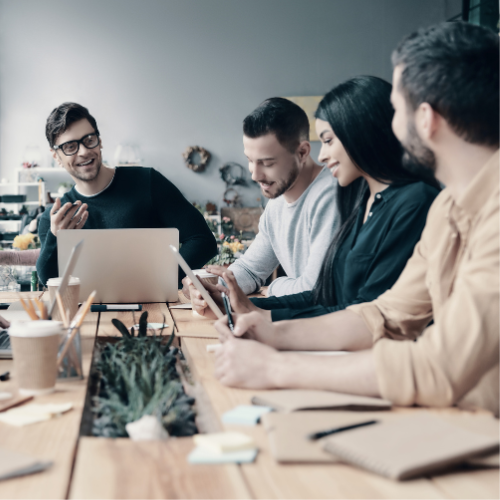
[0,294,498,499]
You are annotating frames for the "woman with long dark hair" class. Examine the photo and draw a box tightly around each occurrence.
[190,76,440,320]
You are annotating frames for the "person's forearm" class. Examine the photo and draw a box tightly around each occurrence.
[272,310,373,351]
[271,349,380,397]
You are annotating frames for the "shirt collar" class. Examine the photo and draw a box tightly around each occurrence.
[456,150,499,219]
[374,183,403,203]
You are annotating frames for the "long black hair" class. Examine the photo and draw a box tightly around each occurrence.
[312,76,439,307]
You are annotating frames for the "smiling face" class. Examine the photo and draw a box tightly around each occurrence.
[391,66,436,174]
[315,118,361,187]
[243,133,300,199]
[51,118,103,182]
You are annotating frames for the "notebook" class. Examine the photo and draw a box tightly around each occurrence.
[323,412,500,480]
[251,390,392,412]
[261,410,396,463]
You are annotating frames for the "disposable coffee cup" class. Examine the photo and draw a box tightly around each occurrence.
[9,320,64,396]
[192,269,219,287]
[47,276,80,323]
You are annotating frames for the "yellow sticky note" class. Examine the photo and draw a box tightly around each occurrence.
[194,432,255,454]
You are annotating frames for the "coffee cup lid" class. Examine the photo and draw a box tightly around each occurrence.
[9,320,64,338]
[46,276,80,286]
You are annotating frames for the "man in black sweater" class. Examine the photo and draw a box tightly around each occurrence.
[36,102,217,286]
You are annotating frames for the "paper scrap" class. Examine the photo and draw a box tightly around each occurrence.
[222,405,273,426]
[0,402,73,427]
[188,446,258,464]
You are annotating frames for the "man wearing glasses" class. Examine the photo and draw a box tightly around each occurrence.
[36,102,217,286]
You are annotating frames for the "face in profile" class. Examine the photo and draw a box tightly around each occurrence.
[51,118,103,182]
[391,66,436,174]
[315,119,361,187]
[243,133,300,199]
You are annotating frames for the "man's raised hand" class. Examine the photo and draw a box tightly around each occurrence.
[50,198,88,236]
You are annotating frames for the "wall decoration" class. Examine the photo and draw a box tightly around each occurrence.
[183,145,211,173]
[284,96,323,141]
[222,187,240,207]
[219,162,247,186]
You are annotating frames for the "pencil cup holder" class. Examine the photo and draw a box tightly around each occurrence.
[57,327,83,380]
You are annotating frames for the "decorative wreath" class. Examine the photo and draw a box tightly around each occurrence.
[183,146,211,173]
[219,162,247,186]
[223,187,240,207]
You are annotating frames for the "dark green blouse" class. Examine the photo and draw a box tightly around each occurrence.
[250,181,439,321]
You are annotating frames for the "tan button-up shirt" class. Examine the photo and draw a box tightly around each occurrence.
[348,151,499,416]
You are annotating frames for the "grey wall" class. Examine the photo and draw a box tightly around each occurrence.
[0,0,450,206]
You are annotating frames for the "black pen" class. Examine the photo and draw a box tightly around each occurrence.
[307,419,378,440]
[221,292,234,332]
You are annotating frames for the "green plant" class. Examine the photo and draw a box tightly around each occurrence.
[92,311,197,438]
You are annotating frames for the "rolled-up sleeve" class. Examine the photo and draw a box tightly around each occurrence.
[348,192,499,413]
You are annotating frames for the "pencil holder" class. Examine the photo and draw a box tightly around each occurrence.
[57,327,83,380]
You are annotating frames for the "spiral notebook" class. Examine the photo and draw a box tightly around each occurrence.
[323,413,499,480]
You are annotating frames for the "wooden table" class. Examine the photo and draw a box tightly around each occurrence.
[0,294,498,499]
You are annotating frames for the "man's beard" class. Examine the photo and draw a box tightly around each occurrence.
[262,163,299,199]
[401,118,437,175]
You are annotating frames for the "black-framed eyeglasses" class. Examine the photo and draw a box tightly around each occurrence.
[53,133,100,156]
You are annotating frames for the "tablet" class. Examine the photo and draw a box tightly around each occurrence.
[169,245,224,319]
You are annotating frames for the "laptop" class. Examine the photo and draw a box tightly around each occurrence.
[57,228,179,303]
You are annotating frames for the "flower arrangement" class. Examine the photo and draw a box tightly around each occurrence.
[192,202,248,265]
[12,233,40,250]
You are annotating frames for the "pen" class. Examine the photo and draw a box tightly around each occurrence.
[307,419,378,440]
[221,292,234,332]
[90,304,142,312]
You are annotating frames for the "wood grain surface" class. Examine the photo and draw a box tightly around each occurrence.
[180,336,499,500]
[169,303,219,338]
[0,305,98,499]
[70,437,251,499]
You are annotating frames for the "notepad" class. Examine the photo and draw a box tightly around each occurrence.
[323,413,500,480]
[252,390,392,412]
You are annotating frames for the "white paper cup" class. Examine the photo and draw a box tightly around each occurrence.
[47,276,80,323]
[9,321,64,396]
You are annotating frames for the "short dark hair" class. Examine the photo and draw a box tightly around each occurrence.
[392,21,499,147]
[46,102,100,147]
[243,97,309,152]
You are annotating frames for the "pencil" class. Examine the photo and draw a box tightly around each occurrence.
[18,296,39,320]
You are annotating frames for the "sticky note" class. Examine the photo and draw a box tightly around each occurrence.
[222,405,273,426]
[193,431,255,454]
[188,447,258,464]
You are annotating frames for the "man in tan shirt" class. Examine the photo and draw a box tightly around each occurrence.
[213,22,500,416]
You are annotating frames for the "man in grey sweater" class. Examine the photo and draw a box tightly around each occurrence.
[185,98,338,307]
[230,98,338,297]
